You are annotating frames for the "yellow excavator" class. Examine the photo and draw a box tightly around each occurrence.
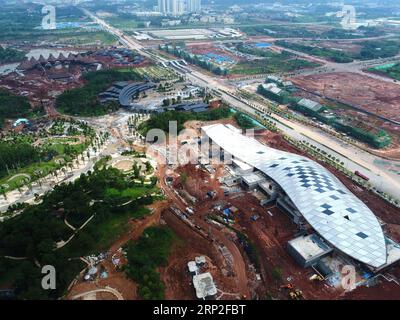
[289,289,304,300]
[280,283,304,300]
[309,274,324,282]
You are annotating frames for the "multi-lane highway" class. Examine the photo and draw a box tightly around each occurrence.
[82,8,400,201]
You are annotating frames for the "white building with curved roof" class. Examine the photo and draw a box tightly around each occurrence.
[202,124,387,269]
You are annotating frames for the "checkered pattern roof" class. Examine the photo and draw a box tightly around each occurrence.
[202,124,387,268]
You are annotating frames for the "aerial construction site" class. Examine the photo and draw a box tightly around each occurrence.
[1,0,400,304]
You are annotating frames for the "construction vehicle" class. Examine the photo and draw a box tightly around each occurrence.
[289,289,304,300]
[280,283,294,290]
[288,285,304,300]
[294,289,304,299]
[289,291,298,299]
[309,274,324,282]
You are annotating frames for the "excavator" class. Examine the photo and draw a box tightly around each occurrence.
[309,274,324,282]
[289,289,304,300]
[280,283,294,290]
[280,283,304,300]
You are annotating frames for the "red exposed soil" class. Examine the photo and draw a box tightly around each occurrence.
[158,161,251,299]
[292,72,400,122]
[258,130,400,226]
[161,210,240,299]
[232,194,342,300]
[174,164,225,201]
[67,123,400,300]
[345,277,400,300]
[255,129,400,299]
[66,202,165,300]
[186,43,239,63]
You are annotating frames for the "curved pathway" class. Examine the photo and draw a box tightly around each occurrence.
[70,286,124,300]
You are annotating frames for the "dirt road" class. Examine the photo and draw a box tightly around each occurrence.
[157,164,250,298]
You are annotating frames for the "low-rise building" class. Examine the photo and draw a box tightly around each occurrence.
[287,234,333,268]
[193,272,217,300]
[188,261,198,275]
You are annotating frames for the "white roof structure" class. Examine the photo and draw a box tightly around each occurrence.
[193,272,217,299]
[288,234,332,260]
[262,83,283,95]
[298,98,324,112]
[202,124,387,268]
[188,261,198,273]
[232,159,253,172]
[195,256,207,265]
[267,75,281,82]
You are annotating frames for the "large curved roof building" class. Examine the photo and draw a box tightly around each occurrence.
[119,82,156,107]
[202,124,387,269]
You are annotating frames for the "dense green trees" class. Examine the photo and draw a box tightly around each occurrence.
[240,25,317,38]
[258,83,392,149]
[0,47,26,63]
[239,25,383,40]
[320,27,383,39]
[358,40,400,60]
[234,112,255,129]
[0,142,40,178]
[125,226,175,300]
[371,63,400,81]
[138,106,232,134]
[275,40,354,63]
[0,166,156,299]
[276,39,400,63]
[56,69,143,116]
[0,89,31,128]
[332,121,392,149]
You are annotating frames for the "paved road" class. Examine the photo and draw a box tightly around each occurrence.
[0,144,106,214]
[82,9,400,200]
[223,93,400,198]
[273,44,400,85]
[0,112,128,214]
[70,286,124,300]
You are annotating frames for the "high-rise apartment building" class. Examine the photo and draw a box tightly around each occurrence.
[157,0,186,15]
[186,0,201,13]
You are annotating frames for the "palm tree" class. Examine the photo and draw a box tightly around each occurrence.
[32,170,42,188]
[53,170,59,182]
[0,185,7,200]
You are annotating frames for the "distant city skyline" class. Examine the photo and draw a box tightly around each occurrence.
[157,0,201,15]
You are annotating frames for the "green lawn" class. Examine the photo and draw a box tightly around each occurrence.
[135,66,179,81]
[105,187,157,200]
[95,206,151,251]
[105,16,139,30]
[0,161,60,193]
[0,140,89,193]
[231,58,320,75]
